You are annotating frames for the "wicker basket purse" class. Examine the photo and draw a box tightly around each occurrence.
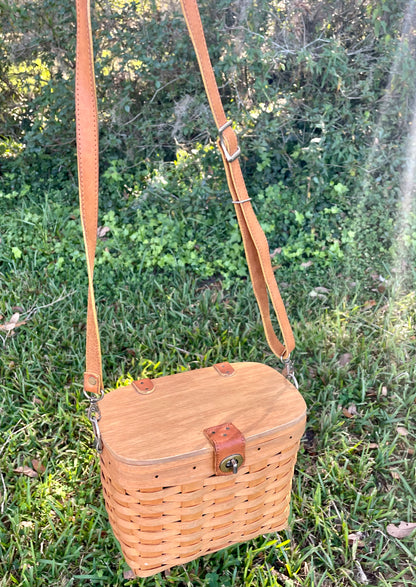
[75,0,307,578]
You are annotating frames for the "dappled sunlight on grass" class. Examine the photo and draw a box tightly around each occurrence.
[348,0,416,289]
[392,92,416,288]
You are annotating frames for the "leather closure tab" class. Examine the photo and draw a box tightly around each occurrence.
[132,379,155,395]
[84,372,101,394]
[204,422,245,476]
[214,362,235,377]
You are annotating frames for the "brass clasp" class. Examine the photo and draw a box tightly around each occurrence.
[219,454,243,474]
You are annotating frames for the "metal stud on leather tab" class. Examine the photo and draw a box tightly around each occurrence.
[204,422,246,475]
[219,454,243,474]
[84,372,101,395]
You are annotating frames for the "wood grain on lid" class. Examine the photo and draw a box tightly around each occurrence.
[99,362,306,465]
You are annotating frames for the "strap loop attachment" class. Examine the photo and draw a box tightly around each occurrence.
[218,120,241,162]
[86,390,104,452]
[281,355,299,389]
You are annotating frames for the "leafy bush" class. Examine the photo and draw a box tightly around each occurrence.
[1,0,415,280]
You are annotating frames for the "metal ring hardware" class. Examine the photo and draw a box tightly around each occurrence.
[281,354,299,389]
[83,389,105,402]
[218,120,241,163]
[86,391,104,453]
[219,453,244,474]
[91,417,103,453]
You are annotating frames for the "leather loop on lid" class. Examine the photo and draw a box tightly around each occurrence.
[214,362,235,377]
[132,379,155,395]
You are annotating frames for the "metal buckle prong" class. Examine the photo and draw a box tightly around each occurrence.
[218,120,241,163]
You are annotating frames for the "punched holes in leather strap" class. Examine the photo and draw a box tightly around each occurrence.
[204,422,245,476]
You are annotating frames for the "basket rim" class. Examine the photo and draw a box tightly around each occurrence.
[101,410,306,466]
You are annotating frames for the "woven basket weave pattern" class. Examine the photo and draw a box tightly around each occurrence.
[100,420,304,577]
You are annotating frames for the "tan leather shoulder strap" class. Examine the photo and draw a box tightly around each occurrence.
[75,0,295,394]
[75,0,102,394]
[179,0,295,358]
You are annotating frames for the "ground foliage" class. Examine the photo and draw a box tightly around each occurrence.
[1,0,416,585]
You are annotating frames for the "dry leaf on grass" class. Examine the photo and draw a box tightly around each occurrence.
[309,286,329,299]
[0,313,27,332]
[348,532,365,547]
[355,561,369,584]
[31,459,46,474]
[123,570,135,579]
[309,290,323,298]
[396,426,408,436]
[301,260,313,268]
[381,386,388,396]
[13,466,38,478]
[386,521,416,539]
[390,470,400,480]
[343,404,358,418]
[354,442,379,452]
[338,353,352,367]
[20,521,33,528]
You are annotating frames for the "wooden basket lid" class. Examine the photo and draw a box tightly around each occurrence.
[99,362,306,466]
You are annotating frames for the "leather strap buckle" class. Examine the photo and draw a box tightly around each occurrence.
[218,120,241,162]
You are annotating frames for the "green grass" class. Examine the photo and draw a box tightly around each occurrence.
[0,180,415,586]
[2,0,416,582]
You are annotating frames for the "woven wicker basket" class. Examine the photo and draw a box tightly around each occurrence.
[75,0,307,577]
[98,362,306,577]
